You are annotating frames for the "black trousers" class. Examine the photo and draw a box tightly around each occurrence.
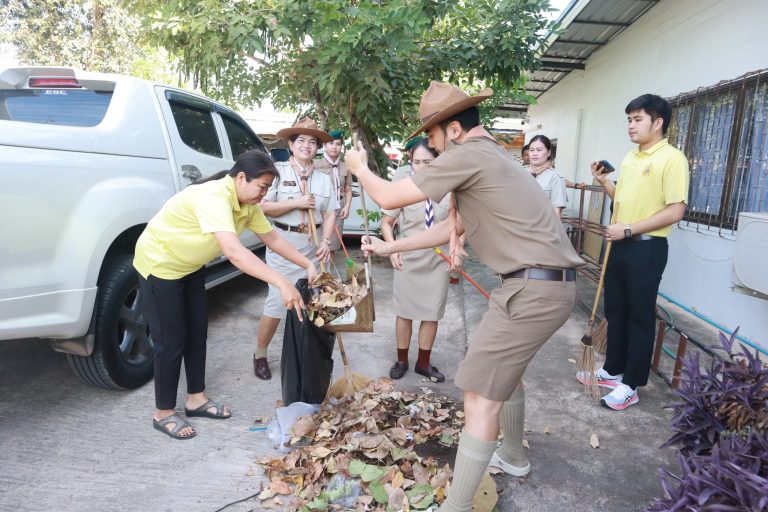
[603,237,668,388]
[138,268,208,410]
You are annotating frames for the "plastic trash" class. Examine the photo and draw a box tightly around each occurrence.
[267,401,320,452]
[326,474,362,508]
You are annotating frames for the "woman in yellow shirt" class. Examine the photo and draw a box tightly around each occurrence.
[134,150,316,440]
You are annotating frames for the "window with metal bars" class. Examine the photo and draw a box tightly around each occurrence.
[667,69,768,233]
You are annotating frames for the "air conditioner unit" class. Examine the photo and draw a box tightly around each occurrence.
[731,212,768,300]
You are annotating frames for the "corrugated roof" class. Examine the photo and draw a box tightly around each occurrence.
[500,0,660,114]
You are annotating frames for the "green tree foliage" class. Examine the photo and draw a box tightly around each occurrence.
[132,0,555,171]
[0,0,179,83]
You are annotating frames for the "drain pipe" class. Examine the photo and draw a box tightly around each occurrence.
[657,291,767,356]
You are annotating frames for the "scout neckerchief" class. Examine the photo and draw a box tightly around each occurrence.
[324,154,342,203]
[408,165,434,228]
[289,156,314,228]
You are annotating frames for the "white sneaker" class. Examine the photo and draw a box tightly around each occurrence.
[576,368,623,389]
[600,383,638,411]
[488,451,531,477]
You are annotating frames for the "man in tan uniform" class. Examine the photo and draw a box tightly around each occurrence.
[315,129,353,256]
[345,81,584,511]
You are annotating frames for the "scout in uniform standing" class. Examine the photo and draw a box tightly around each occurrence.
[345,81,584,511]
[577,94,689,410]
[253,118,339,380]
[380,137,454,383]
[315,129,353,256]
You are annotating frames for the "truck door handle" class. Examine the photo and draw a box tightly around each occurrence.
[181,165,202,182]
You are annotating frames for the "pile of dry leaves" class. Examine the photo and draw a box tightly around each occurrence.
[255,378,465,511]
[306,273,368,327]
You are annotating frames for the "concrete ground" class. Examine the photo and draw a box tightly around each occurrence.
[0,243,685,512]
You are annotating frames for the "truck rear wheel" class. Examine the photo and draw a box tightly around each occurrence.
[67,254,155,390]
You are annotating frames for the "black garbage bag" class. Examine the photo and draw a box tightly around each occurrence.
[281,278,336,405]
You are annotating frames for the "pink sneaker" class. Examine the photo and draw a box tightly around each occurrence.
[576,368,623,389]
[600,383,639,410]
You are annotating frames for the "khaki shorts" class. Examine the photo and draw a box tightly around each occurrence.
[263,230,318,319]
[454,277,576,402]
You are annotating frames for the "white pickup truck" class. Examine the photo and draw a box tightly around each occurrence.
[0,67,270,389]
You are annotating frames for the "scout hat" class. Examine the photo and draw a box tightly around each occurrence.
[406,81,493,140]
[277,117,333,143]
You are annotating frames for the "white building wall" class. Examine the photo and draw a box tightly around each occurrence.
[527,0,768,349]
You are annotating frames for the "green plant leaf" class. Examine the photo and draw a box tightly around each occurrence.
[348,459,366,476]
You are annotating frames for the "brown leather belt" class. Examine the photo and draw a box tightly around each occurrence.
[273,221,321,234]
[500,268,576,282]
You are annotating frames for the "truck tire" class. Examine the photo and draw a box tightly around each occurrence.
[67,254,154,390]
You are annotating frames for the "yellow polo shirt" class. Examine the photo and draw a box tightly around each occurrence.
[134,175,273,279]
[613,138,689,237]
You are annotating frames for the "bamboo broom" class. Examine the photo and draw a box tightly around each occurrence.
[578,203,619,401]
[327,332,370,399]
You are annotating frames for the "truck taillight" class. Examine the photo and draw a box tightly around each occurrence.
[28,77,83,88]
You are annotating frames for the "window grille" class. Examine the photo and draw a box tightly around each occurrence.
[668,69,768,234]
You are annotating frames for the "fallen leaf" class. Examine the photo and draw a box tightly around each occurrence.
[258,488,274,500]
[392,471,405,489]
[245,468,255,477]
[412,462,430,484]
[590,433,600,449]
[522,440,530,449]
[291,415,316,437]
[471,473,498,512]
[269,480,292,495]
[309,446,332,458]
[544,426,550,435]
[567,358,576,364]
[456,411,465,418]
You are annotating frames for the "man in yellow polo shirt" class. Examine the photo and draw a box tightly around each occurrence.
[585,94,689,410]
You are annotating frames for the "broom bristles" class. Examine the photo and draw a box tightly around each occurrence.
[592,319,608,355]
[577,344,600,401]
[328,367,371,399]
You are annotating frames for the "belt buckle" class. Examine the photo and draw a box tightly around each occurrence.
[299,224,310,234]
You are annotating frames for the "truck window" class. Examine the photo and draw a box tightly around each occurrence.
[221,114,264,158]
[0,90,113,127]
[169,102,222,157]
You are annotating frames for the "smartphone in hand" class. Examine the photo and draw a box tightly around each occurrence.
[598,160,615,174]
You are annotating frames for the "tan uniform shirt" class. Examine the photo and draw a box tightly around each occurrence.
[411,137,584,274]
[315,156,352,210]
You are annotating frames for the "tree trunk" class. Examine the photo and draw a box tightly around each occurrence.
[312,83,328,131]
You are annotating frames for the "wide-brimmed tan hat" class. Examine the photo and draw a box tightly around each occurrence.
[406,81,493,140]
[277,117,333,143]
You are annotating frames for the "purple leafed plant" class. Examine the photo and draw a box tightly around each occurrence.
[647,330,768,511]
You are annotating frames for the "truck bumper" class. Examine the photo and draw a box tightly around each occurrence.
[0,288,97,342]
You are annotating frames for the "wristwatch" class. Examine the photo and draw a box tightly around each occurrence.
[623,224,632,239]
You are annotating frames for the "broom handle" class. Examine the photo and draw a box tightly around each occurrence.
[335,224,350,260]
[336,333,350,367]
[307,208,326,273]
[352,132,374,275]
[589,203,620,327]
[434,248,490,299]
